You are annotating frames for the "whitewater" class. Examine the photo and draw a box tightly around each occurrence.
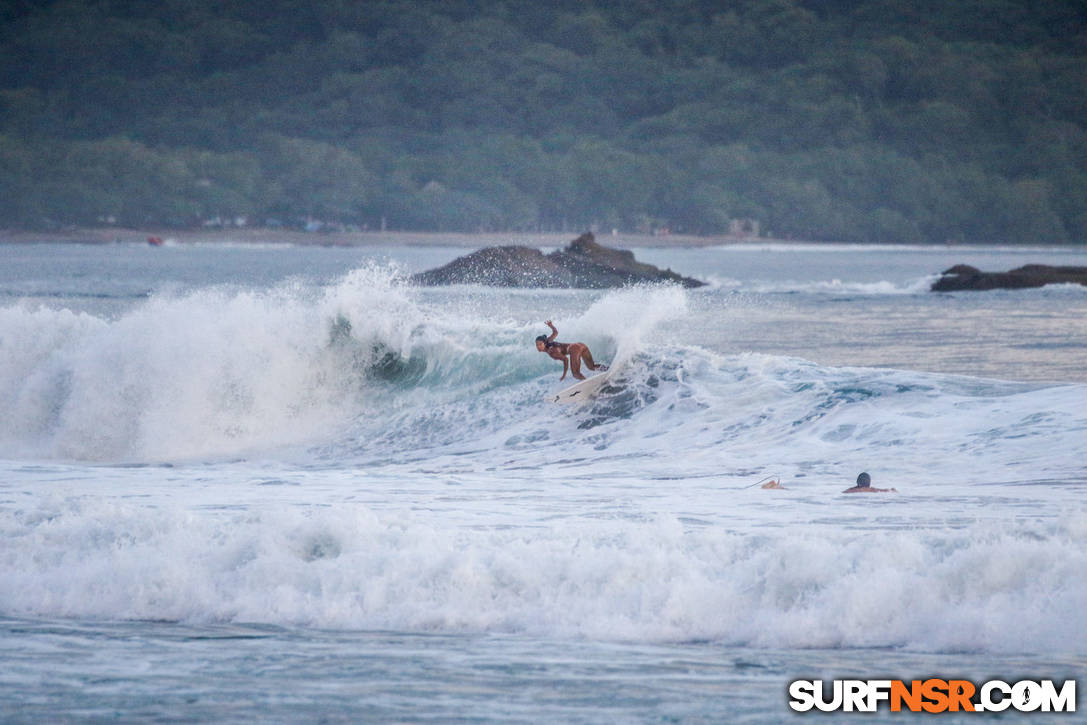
[1,241,1086,722]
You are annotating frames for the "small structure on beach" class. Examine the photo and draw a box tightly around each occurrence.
[729,218,760,238]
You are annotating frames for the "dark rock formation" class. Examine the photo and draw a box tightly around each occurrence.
[931,264,1087,292]
[412,245,572,287]
[411,232,706,288]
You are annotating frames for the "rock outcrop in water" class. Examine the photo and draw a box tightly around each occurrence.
[411,232,706,288]
[931,264,1087,292]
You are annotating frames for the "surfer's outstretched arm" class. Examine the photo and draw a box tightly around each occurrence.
[545,320,558,343]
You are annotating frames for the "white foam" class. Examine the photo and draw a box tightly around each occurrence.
[0,266,431,461]
[704,276,938,295]
[1,499,1083,654]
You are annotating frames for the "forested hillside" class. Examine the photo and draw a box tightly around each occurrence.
[1,0,1085,242]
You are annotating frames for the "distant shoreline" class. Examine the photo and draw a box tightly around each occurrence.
[0,227,1079,249]
[0,227,780,248]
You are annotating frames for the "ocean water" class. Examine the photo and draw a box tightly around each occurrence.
[1,240,1085,722]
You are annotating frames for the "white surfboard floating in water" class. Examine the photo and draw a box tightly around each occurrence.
[549,369,613,405]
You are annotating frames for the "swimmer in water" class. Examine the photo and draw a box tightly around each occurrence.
[842,472,897,493]
[536,320,608,381]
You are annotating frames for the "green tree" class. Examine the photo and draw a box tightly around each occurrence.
[260,136,377,221]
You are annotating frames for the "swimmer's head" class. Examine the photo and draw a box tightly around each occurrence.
[535,334,548,351]
[856,472,871,488]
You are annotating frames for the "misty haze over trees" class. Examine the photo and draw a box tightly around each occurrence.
[1,0,1085,243]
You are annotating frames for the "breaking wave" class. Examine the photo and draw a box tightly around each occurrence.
[1,498,1084,654]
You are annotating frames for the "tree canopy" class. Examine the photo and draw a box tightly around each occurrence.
[2,0,1085,242]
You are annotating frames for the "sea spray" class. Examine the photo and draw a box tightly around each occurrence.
[0,266,427,461]
[579,284,688,368]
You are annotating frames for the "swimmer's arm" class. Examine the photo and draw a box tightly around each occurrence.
[545,320,558,342]
[560,357,568,380]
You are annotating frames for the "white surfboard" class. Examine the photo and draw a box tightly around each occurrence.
[549,370,612,405]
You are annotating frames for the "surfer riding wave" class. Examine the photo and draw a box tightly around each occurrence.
[536,320,608,381]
